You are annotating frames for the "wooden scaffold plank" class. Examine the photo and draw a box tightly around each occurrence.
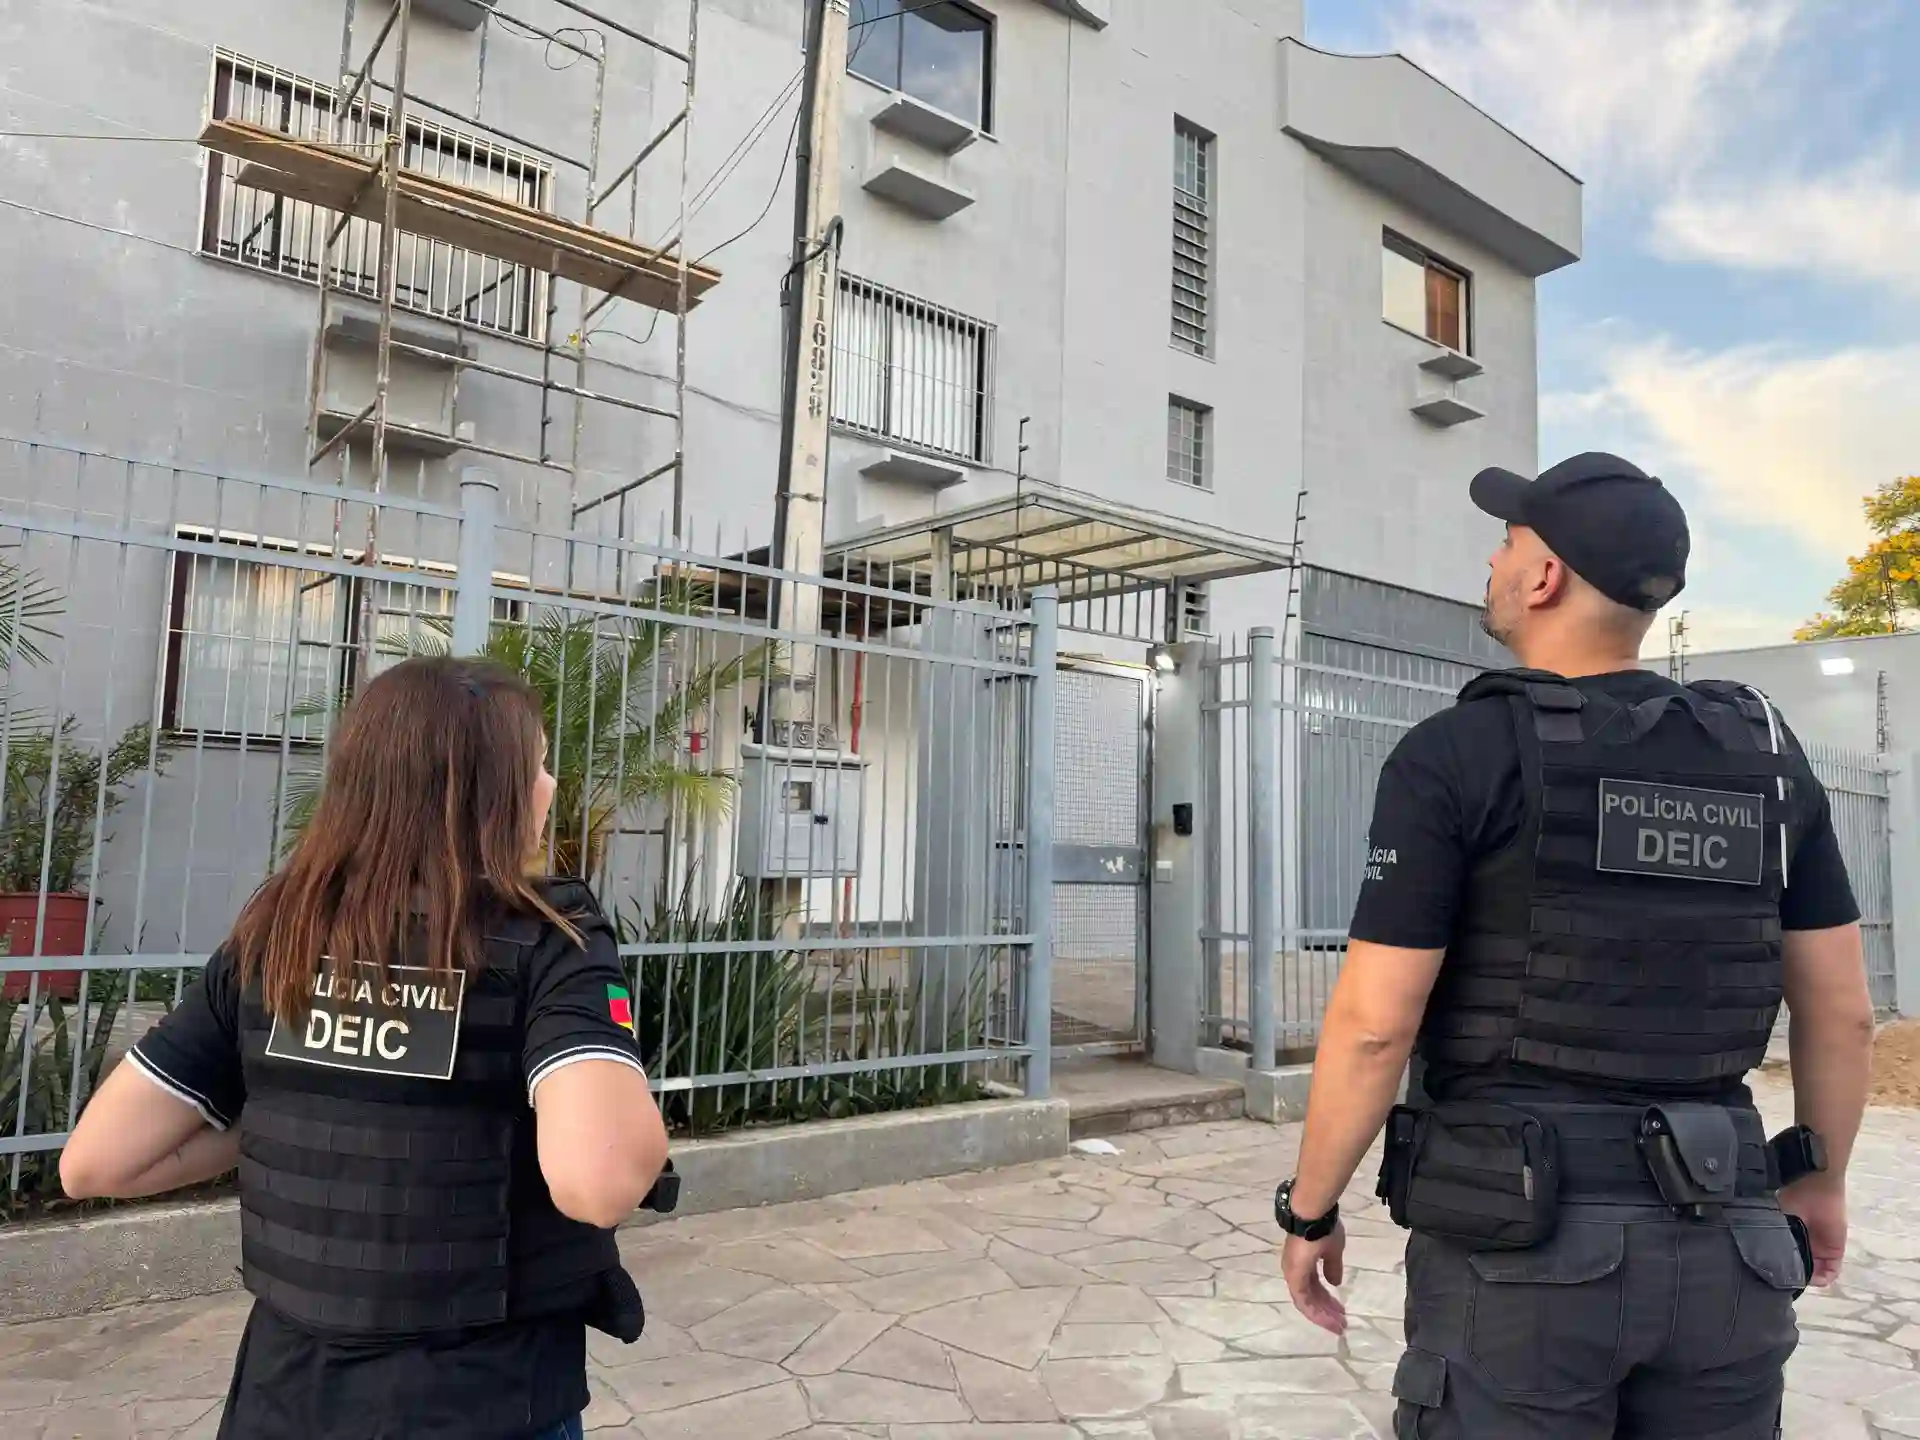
[200,118,720,314]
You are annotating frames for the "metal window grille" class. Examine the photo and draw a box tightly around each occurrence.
[831,274,993,464]
[201,52,552,341]
[1167,397,1210,488]
[1173,121,1212,355]
[162,530,522,742]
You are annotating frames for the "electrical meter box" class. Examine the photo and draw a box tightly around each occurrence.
[736,744,867,879]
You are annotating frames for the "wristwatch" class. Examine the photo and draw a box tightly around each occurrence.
[1274,1178,1340,1241]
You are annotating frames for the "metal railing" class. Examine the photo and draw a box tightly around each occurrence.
[0,436,1058,1200]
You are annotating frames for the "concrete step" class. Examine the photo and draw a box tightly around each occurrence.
[1053,1057,1246,1140]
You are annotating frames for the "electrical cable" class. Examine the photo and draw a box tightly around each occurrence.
[488,13,604,71]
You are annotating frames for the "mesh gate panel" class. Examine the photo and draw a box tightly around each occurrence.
[1052,669,1147,1046]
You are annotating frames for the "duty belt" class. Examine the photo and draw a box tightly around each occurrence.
[1524,1102,1824,1213]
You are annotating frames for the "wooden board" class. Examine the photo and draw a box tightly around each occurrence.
[204,118,719,312]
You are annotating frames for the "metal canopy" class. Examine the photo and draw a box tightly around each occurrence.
[826,480,1298,613]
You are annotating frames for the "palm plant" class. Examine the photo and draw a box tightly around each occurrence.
[621,872,812,1136]
[280,582,767,877]
[0,544,64,671]
[1,969,134,1208]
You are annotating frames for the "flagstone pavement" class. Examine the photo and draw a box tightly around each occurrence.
[7,1076,1920,1439]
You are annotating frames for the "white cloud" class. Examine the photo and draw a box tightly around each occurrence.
[1377,0,1798,191]
[1652,159,1920,293]
[1589,339,1918,559]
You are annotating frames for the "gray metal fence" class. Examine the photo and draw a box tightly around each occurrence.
[1201,636,1902,1063]
[0,435,1056,1199]
[1806,743,1897,1011]
[1203,632,1459,1059]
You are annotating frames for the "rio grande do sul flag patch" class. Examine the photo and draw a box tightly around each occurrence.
[607,984,635,1035]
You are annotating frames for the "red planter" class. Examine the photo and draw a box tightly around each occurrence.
[0,892,91,1003]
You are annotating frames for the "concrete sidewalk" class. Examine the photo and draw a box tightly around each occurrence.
[6,1077,1920,1439]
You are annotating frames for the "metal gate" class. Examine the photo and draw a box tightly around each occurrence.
[1050,662,1150,1051]
[1807,744,1897,1010]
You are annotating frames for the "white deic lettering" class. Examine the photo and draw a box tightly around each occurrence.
[375,1019,409,1060]
[304,1010,333,1050]
[333,1013,365,1055]
[1636,828,1732,870]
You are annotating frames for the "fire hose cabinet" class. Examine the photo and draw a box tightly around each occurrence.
[736,744,867,879]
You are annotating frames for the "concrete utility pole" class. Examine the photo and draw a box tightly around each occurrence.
[768,0,849,747]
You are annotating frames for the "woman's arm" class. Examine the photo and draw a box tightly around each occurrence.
[60,1059,241,1199]
[534,1060,669,1228]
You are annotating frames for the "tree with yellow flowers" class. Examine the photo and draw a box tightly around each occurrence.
[1797,476,1920,640]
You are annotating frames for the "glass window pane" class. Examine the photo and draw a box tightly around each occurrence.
[849,0,903,91]
[1382,243,1426,335]
[901,3,988,127]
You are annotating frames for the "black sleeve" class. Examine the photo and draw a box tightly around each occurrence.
[1780,763,1863,932]
[1347,714,1474,949]
[125,951,246,1130]
[523,917,650,1101]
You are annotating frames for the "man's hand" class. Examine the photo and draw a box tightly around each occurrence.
[1780,1181,1848,1287]
[1283,1223,1348,1335]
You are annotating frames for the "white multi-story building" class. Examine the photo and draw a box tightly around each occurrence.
[0,0,1580,1044]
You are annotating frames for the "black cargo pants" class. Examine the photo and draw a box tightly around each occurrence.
[1391,1204,1805,1438]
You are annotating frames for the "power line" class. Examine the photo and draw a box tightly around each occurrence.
[692,92,805,268]
[688,66,804,218]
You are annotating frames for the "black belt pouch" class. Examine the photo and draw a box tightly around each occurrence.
[1378,1102,1561,1251]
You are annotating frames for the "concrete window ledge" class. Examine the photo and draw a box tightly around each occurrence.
[871,94,979,155]
[0,1097,1068,1325]
[859,449,969,488]
[1034,0,1111,27]
[862,148,976,221]
[1411,392,1486,427]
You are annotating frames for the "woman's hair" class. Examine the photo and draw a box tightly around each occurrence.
[230,656,575,1023]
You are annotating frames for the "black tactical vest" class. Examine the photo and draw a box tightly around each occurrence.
[236,884,624,1335]
[1421,671,1795,1091]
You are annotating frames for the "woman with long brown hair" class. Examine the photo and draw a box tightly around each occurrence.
[62,657,670,1440]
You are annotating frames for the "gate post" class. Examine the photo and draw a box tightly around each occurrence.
[1886,751,1920,1015]
[453,467,500,657]
[1248,627,1277,1071]
[1149,639,1210,1074]
[1024,587,1060,1099]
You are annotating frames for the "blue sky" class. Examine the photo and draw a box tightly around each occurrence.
[1305,0,1920,653]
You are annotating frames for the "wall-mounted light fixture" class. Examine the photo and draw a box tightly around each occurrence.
[1148,645,1177,674]
[1820,656,1856,677]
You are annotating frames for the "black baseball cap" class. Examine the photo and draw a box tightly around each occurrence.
[1470,452,1689,612]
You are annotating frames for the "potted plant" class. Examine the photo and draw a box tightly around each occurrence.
[0,719,173,1001]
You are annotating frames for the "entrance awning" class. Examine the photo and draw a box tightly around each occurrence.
[825,481,1298,639]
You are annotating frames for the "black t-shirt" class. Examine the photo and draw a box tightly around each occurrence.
[125,912,649,1440]
[1350,670,1861,1096]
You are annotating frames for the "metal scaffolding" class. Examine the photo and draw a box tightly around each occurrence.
[199,0,709,553]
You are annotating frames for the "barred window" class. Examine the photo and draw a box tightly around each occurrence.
[162,531,520,742]
[1167,397,1211,489]
[1172,120,1213,356]
[201,53,552,341]
[831,275,993,463]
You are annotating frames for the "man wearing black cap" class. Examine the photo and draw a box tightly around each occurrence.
[1271,454,1874,1436]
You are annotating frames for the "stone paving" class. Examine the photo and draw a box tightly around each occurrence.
[6,1075,1920,1439]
